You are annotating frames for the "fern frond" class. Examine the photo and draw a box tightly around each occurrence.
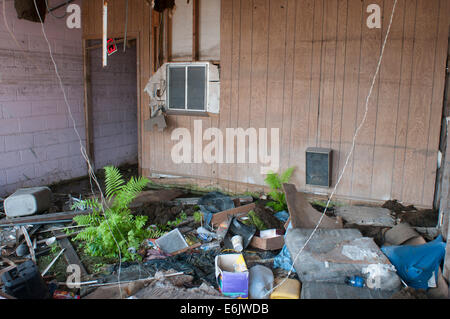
[114,176,149,209]
[104,166,125,199]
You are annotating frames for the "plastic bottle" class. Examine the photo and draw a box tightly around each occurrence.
[199,242,220,251]
[248,265,274,299]
[345,275,365,288]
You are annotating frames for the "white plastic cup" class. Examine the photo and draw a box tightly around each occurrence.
[231,235,244,252]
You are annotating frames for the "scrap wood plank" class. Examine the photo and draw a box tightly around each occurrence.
[0,210,91,226]
[129,189,186,208]
[282,184,343,229]
[52,230,88,279]
[211,203,256,228]
[20,226,35,263]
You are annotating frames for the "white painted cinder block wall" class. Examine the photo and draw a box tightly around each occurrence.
[0,1,138,197]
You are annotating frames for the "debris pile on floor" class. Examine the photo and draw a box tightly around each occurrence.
[0,169,448,299]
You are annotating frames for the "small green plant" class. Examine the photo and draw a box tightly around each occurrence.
[244,210,267,231]
[264,167,295,212]
[193,211,203,224]
[167,212,187,228]
[72,166,150,261]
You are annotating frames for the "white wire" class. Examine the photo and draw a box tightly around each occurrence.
[264,0,399,297]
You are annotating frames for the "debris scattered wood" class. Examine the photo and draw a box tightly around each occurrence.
[210,203,256,228]
[52,230,88,279]
[20,226,36,263]
[282,183,343,229]
[174,195,254,206]
[0,210,91,227]
[129,189,187,208]
[41,248,66,276]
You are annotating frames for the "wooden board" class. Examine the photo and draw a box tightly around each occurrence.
[0,211,91,226]
[53,230,88,279]
[283,183,343,229]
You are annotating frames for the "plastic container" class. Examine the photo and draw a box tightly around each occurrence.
[1,261,50,299]
[248,265,274,299]
[231,235,243,252]
[270,278,301,299]
[200,242,221,251]
[4,187,52,217]
[155,228,189,254]
[345,276,365,288]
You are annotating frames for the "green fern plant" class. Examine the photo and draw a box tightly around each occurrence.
[264,167,295,212]
[72,166,150,261]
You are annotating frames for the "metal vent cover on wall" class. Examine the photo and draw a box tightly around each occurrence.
[306,148,332,187]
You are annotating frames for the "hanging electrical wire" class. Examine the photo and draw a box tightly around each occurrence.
[45,0,69,19]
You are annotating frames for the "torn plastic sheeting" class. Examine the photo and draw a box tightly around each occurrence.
[273,222,296,273]
[197,192,235,229]
[381,235,446,289]
[274,210,289,223]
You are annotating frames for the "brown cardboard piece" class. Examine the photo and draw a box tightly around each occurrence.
[250,233,285,251]
[282,183,343,229]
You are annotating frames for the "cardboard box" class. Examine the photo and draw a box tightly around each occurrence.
[250,229,285,251]
[215,254,249,299]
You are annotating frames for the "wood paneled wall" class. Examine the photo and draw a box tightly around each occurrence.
[83,0,450,208]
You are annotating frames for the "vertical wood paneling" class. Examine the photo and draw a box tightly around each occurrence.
[82,0,449,207]
[279,0,296,173]
[351,0,382,199]
[402,0,440,204]
[289,0,314,189]
[423,0,450,204]
[218,0,233,189]
[229,0,242,192]
[371,0,404,200]
[335,0,363,197]
[330,0,348,188]
[265,0,287,177]
[391,0,416,201]
[248,0,269,185]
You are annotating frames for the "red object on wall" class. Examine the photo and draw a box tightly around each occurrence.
[107,38,117,56]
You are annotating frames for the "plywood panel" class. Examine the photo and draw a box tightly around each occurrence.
[402,0,440,204]
[279,0,297,174]
[423,0,450,204]
[289,0,315,189]
[351,0,383,199]
[371,0,405,201]
[265,0,287,176]
[330,0,348,188]
[248,0,269,185]
[391,0,416,201]
[335,0,363,197]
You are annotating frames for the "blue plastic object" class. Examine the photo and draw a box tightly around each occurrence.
[274,210,290,223]
[345,276,365,288]
[273,222,296,273]
[381,235,446,289]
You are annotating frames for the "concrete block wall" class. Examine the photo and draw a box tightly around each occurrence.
[0,0,86,197]
[89,44,138,170]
